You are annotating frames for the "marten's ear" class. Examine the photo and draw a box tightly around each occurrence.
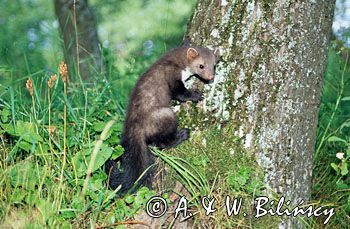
[213,47,221,62]
[187,48,199,61]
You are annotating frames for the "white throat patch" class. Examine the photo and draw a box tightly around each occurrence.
[181,67,193,83]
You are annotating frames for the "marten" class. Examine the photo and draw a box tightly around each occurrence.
[105,42,219,193]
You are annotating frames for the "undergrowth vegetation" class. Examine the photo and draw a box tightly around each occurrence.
[312,42,350,228]
[0,60,159,227]
[1,42,348,227]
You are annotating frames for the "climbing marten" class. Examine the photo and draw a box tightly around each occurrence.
[105,42,218,193]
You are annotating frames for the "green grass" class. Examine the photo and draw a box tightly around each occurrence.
[311,42,350,228]
[0,62,158,227]
[0,1,197,227]
[0,44,349,228]
[158,124,272,228]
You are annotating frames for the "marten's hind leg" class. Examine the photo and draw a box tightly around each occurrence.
[145,107,189,149]
[162,128,189,149]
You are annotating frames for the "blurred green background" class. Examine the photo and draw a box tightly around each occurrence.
[0,0,195,107]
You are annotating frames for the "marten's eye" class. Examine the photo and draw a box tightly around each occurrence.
[199,64,204,69]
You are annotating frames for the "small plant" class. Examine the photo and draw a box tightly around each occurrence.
[328,127,350,177]
[152,148,210,203]
[56,61,69,212]
[25,78,37,123]
[47,74,57,150]
[0,60,150,227]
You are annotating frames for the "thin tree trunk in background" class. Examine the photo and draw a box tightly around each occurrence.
[186,1,335,227]
[54,0,102,81]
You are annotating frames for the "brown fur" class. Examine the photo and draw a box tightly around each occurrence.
[105,44,218,193]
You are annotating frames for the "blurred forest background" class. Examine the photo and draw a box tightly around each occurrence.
[0,0,196,106]
[0,0,349,228]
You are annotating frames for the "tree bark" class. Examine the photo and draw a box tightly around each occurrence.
[186,0,335,227]
[54,0,103,81]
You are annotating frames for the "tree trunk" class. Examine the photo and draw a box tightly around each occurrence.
[54,0,103,81]
[186,1,335,227]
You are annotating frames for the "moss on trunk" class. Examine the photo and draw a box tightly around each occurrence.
[180,0,336,227]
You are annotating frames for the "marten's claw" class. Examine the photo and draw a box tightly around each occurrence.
[178,128,190,140]
[192,91,204,102]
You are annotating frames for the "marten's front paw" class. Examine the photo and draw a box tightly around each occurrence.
[178,128,190,140]
[191,91,204,102]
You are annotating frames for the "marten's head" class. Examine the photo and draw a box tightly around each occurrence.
[186,46,219,82]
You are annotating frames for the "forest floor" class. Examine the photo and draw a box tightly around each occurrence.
[0,44,349,228]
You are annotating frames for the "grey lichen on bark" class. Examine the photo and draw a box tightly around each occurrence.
[185,0,335,227]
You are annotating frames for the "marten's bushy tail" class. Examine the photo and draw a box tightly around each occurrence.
[105,138,153,193]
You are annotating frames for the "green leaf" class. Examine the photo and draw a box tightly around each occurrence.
[327,136,347,144]
[27,224,45,229]
[247,178,263,195]
[236,175,248,186]
[192,157,202,166]
[34,143,49,156]
[340,162,348,176]
[25,191,39,206]
[36,199,54,221]
[9,160,40,190]
[191,156,209,167]
[113,123,123,133]
[145,190,156,201]
[114,199,127,220]
[93,121,108,132]
[330,163,339,173]
[336,181,349,190]
[340,121,350,130]
[89,173,104,191]
[111,145,124,160]
[124,195,135,204]
[1,123,15,135]
[15,121,42,143]
[341,96,350,101]
[133,192,144,209]
[107,213,116,224]
[60,209,77,219]
[103,128,114,141]
[12,188,26,203]
[227,174,235,187]
[106,132,120,145]
[18,141,32,152]
[161,193,169,200]
[72,142,113,177]
[60,222,72,229]
[137,186,150,197]
[1,108,10,123]
[71,195,84,212]
[93,170,107,181]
